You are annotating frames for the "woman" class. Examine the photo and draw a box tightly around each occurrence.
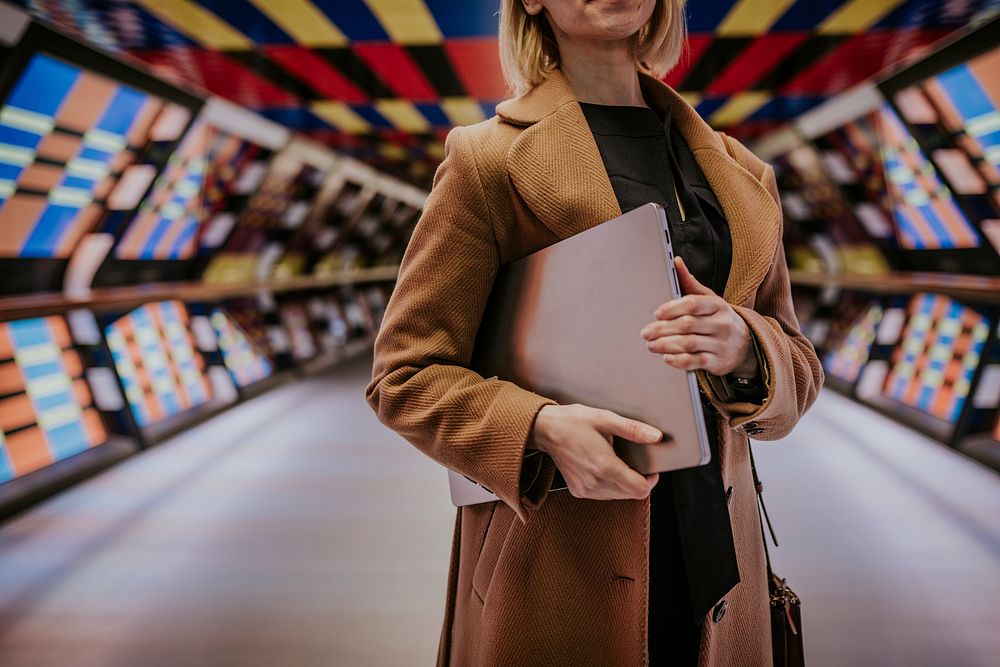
[365,1,823,665]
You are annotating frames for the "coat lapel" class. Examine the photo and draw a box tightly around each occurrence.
[499,73,622,241]
[496,68,781,307]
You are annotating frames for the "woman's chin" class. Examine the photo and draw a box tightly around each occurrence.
[579,0,651,37]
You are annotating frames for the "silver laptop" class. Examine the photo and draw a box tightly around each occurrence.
[449,203,711,506]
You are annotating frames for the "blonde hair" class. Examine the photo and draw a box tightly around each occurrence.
[498,0,688,97]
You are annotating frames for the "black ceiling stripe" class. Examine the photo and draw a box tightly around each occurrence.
[223,49,321,101]
[678,37,753,91]
[404,45,466,98]
[314,47,395,99]
[753,35,847,91]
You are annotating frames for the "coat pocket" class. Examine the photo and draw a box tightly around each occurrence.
[472,501,514,604]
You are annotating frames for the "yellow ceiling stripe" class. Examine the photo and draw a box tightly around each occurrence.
[247,0,347,47]
[440,98,486,126]
[375,100,430,133]
[311,102,370,133]
[716,0,798,36]
[426,141,446,160]
[378,143,409,160]
[364,0,442,44]
[819,0,908,34]
[709,92,770,127]
[135,0,250,50]
[680,93,702,109]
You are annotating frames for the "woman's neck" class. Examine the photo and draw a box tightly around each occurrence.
[555,32,645,107]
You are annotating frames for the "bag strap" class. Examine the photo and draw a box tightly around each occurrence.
[748,444,779,578]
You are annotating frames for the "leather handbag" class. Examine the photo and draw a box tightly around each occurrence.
[749,446,804,667]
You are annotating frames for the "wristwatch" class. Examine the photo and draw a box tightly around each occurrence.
[725,371,766,403]
[724,333,768,402]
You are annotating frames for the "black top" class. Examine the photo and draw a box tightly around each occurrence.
[579,100,741,634]
[580,102,733,294]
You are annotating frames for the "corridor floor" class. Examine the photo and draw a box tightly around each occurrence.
[1,354,997,666]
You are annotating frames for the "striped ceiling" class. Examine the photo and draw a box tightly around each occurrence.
[15,0,1000,188]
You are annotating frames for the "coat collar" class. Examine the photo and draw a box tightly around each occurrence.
[495,68,780,307]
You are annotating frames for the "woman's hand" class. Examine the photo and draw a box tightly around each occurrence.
[528,404,661,500]
[641,256,758,377]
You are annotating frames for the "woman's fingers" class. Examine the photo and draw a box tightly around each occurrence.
[642,313,724,339]
[646,333,722,355]
[595,409,662,443]
[673,256,714,296]
[653,293,720,321]
[540,404,663,501]
[617,467,658,499]
[661,351,719,372]
[566,448,653,500]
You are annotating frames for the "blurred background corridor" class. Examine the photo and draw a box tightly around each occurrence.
[0,1,998,665]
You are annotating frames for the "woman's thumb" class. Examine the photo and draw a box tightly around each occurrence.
[674,256,713,296]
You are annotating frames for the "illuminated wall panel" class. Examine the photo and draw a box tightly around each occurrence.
[877,105,982,250]
[105,301,210,427]
[224,300,274,359]
[925,45,1000,187]
[0,316,107,483]
[210,308,272,387]
[115,121,212,260]
[824,303,884,384]
[0,53,166,258]
[115,121,272,260]
[883,293,990,423]
[279,303,316,361]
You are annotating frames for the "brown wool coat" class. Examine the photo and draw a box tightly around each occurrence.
[365,68,824,667]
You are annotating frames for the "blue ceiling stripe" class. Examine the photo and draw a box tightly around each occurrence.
[255,107,333,130]
[747,96,824,121]
[685,0,739,32]
[425,0,500,38]
[415,103,450,127]
[352,105,392,129]
[771,0,845,31]
[197,0,293,44]
[479,101,499,120]
[311,0,390,41]
[695,97,727,118]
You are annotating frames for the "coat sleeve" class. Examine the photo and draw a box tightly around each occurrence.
[698,142,825,440]
[364,125,559,523]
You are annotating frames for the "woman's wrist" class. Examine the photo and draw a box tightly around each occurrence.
[726,319,759,378]
[730,346,759,378]
[528,405,555,454]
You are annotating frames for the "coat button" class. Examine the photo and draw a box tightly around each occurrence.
[713,600,728,623]
[725,485,733,505]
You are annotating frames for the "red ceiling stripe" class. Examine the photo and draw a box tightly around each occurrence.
[301,130,366,148]
[724,120,783,141]
[353,43,438,102]
[780,29,949,95]
[377,129,419,145]
[129,48,296,107]
[706,33,808,95]
[663,34,712,89]
[265,45,368,103]
[443,38,508,100]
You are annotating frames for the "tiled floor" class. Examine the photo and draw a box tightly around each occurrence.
[1,354,997,666]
